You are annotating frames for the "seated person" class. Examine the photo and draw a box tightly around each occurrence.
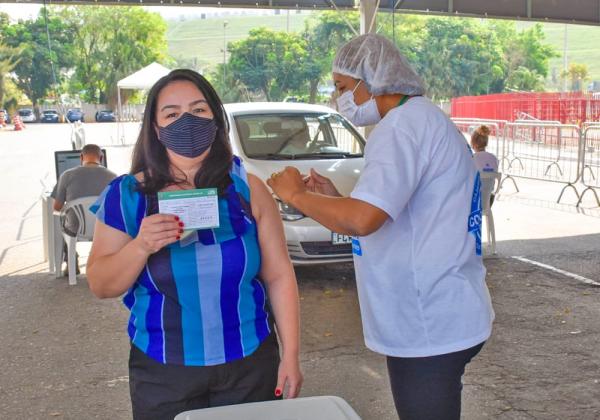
[471,125,499,206]
[471,125,498,172]
[52,144,117,274]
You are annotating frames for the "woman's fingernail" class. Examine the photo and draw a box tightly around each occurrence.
[176,235,181,240]
[174,216,180,221]
[178,222,184,227]
[179,229,183,233]
[275,389,282,396]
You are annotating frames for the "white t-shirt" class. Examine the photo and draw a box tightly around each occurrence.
[473,151,499,173]
[350,96,494,358]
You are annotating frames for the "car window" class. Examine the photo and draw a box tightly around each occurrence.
[234,113,364,160]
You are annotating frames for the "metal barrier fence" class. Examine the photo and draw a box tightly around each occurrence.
[579,126,600,207]
[452,118,599,206]
[502,122,581,203]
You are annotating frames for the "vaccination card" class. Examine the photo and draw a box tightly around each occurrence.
[158,188,220,230]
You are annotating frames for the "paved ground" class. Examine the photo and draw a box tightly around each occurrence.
[0,123,599,419]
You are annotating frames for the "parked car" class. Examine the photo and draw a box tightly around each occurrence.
[225,102,365,265]
[0,109,10,124]
[66,108,84,122]
[41,109,60,123]
[18,108,36,123]
[95,109,116,122]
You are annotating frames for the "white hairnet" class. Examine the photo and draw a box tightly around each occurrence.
[332,33,425,96]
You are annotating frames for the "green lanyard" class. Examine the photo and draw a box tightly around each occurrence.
[397,95,411,107]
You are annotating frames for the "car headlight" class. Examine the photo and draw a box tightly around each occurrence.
[276,199,304,221]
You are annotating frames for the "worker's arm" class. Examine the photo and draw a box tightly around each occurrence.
[267,167,388,237]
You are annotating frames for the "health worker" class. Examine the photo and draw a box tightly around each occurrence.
[267,33,494,420]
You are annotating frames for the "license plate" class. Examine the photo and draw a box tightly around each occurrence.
[331,232,352,245]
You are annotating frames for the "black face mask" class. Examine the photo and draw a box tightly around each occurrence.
[158,113,218,158]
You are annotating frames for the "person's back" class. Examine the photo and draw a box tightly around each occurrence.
[54,144,117,236]
[471,126,498,172]
[58,165,116,203]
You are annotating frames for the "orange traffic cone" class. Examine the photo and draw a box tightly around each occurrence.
[13,115,24,131]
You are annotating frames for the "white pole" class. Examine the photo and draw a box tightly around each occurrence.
[563,24,568,92]
[360,0,379,34]
[117,87,123,145]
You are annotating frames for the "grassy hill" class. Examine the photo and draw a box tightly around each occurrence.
[166,14,600,87]
[517,21,600,88]
[166,12,311,73]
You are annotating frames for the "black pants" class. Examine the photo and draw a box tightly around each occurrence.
[128,333,281,420]
[386,342,485,420]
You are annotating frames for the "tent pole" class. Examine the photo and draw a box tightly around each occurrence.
[117,87,123,145]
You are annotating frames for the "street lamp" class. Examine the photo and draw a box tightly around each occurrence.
[223,21,228,85]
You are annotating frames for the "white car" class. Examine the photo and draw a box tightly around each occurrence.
[225,102,365,265]
[18,108,36,123]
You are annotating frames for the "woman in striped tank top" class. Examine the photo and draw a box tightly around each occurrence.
[87,69,302,420]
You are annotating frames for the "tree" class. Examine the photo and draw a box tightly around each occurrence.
[63,6,168,107]
[2,10,76,112]
[505,66,545,92]
[0,13,22,108]
[228,28,309,101]
[494,21,557,92]
[208,63,251,103]
[413,18,504,99]
[302,12,359,103]
[561,63,589,92]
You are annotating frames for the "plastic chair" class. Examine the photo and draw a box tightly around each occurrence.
[60,196,97,285]
[479,171,501,255]
[174,396,361,420]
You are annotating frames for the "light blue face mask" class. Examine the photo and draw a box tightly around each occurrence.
[336,80,381,127]
[158,112,218,158]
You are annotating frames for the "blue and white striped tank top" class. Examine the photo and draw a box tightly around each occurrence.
[91,157,271,366]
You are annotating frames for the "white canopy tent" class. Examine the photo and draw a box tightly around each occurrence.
[116,62,170,122]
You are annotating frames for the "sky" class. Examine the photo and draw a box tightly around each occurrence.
[0,4,272,21]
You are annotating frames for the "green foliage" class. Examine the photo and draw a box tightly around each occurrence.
[301,11,359,102]
[0,13,22,108]
[227,13,358,102]
[208,63,252,103]
[561,62,589,91]
[228,28,309,101]
[2,8,76,108]
[62,6,168,106]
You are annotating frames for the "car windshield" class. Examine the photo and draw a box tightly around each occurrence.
[234,113,364,160]
[19,110,32,115]
[44,111,57,115]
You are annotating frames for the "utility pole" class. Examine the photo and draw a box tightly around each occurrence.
[223,20,228,86]
[563,23,568,92]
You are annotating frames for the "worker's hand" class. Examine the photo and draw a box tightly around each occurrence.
[275,354,303,399]
[305,168,341,197]
[133,214,182,255]
[267,167,307,204]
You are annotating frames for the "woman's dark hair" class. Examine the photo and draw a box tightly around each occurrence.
[131,69,233,194]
